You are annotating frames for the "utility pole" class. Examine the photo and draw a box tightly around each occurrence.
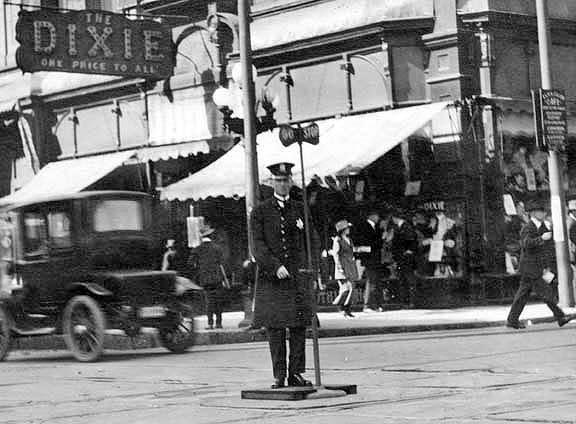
[238,0,259,327]
[238,0,259,257]
[535,0,575,307]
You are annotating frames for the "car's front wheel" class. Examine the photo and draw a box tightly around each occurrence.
[158,302,197,354]
[63,295,106,362]
[0,304,12,361]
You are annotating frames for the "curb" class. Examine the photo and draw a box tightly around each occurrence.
[11,314,570,355]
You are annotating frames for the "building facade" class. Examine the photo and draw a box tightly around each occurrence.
[1,0,576,305]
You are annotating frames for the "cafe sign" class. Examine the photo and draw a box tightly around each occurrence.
[532,88,567,152]
[15,9,175,79]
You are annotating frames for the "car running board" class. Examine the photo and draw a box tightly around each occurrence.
[12,327,56,337]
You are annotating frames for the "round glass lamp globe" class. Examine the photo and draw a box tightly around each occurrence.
[231,62,258,85]
[212,87,232,107]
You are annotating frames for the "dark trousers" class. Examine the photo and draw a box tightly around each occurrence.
[266,327,306,380]
[363,267,383,308]
[507,275,565,324]
[205,289,224,327]
[397,264,417,306]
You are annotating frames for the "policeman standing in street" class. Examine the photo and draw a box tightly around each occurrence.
[251,162,318,389]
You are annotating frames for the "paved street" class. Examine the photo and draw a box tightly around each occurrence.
[1,322,575,424]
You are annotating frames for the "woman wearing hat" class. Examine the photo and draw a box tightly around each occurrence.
[329,219,358,318]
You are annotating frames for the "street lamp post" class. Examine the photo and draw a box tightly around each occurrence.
[212,0,277,328]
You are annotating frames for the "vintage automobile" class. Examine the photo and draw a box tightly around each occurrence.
[0,191,203,362]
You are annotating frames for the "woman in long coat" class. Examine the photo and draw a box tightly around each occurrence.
[330,219,358,317]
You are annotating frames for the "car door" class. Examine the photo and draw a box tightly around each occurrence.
[44,203,78,307]
[20,202,78,313]
[19,208,51,312]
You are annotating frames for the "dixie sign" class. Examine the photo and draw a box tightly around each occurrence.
[16,9,175,79]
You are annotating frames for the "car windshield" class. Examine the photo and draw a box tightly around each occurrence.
[93,199,144,232]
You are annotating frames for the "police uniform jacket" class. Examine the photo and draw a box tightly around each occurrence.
[251,197,316,328]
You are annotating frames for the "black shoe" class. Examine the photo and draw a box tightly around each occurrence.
[558,316,573,327]
[506,321,526,329]
[271,378,285,389]
[344,311,355,318]
[287,374,312,387]
[215,324,223,329]
[205,325,213,330]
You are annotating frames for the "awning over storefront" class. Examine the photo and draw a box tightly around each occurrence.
[490,96,576,136]
[161,101,452,201]
[136,142,211,162]
[0,150,136,206]
[251,0,433,51]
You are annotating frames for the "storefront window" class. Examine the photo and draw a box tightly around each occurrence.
[118,98,147,148]
[76,103,117,155]
[290,59,347,121]
[350,51,391,110]
[414,200,465,279]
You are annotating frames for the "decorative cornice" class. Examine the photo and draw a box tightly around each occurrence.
[426,73,468,84]
[422,30,460,49]
[234,17,433,61]
[460,11,576,35]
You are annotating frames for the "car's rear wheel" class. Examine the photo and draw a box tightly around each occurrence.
[63,295,106,362]
[158,302,197,353]
[0,304,12,361]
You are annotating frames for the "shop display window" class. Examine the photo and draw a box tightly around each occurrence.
[411,199,466,279]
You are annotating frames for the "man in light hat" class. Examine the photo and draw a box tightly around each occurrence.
[187,223,227,330]
[506,197,572,329]
[251,162,319,389]
[161,239,178,271]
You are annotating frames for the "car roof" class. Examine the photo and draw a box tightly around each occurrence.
[0,190,152,211]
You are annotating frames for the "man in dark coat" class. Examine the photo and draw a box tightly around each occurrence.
[251,162,318,389]
[187,224,226,330]
[352,207,382,311]
[388,207,419,307]
[506,198,572,329]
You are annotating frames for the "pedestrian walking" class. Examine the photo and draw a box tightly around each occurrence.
[352,207,383,312]
[387,206,419,307]
[506,198,572,329]
[329,219,358,318]
[251,162,319,389]
[187,223,227,330]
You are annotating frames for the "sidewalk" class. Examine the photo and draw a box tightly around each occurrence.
[13,304,576,353]
[193,303,576,346]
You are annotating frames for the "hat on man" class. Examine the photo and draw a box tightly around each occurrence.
[199,223,215,237]
[568,197,576,212]
[525,197,547,212]
[267,162,294,178]
[166,239,176,248]
[334,219,352,233]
